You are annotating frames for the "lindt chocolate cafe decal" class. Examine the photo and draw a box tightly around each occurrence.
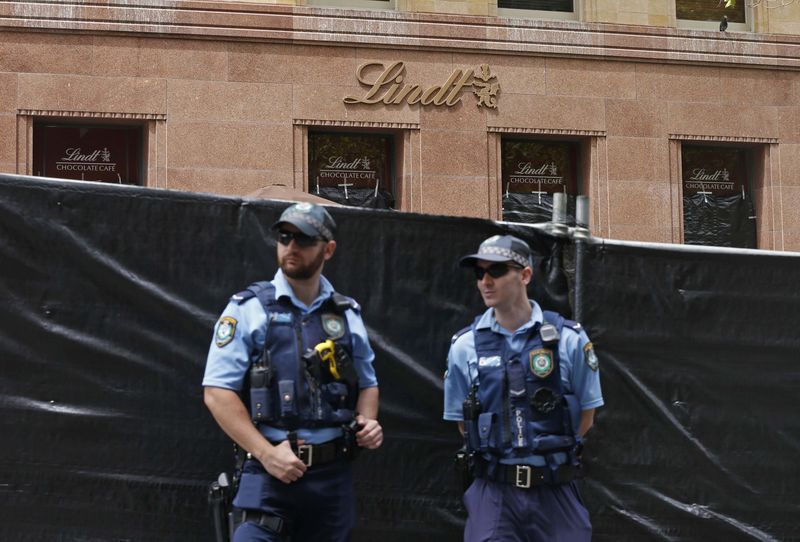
[681,144,756,248]
[501,139,578,224]
[33,123,143,185]
[308,132,394,209]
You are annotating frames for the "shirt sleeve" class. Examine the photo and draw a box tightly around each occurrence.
[345,309,378,388]
[202,298,267,391]
[443,334,473,421]
[559,327,604,411]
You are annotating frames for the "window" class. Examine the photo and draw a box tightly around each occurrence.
[308,132,395,209]
[32,122,144,185]
[676,0,746,29]
[501,139,580,224]
[681,144,756,248]
[498,0,572,11]
[304,0,395,10]
[497,0,575,20]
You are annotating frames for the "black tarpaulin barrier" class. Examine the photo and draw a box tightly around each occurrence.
[317,186,395,209]
[575,239,800,542]
[502,193,576,225]
[683,193,757,248]
[1,173,799,541]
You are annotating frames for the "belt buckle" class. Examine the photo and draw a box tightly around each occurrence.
[297,444,313,467]
[514,465,531,489]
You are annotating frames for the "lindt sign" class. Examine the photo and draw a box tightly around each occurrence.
[318,156,377,182]
[344,62,500,109]
[56,147,117,173]
[685,168,734,192]
[508,162,564,186]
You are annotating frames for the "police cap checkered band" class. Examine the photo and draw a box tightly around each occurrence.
[459,234,533,268]
[271,202,336,241]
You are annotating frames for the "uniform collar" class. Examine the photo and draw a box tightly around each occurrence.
[272,268,334,312]
[475,300,544,337]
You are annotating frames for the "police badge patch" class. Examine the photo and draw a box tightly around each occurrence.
[215,316,237,348]
[529,349,554,378]
[321,313,345,339]
[583,342,599,371]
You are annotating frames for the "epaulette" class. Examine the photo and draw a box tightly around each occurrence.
[562,319,583,332]
[230,281,272,305]
[230,289,256,305]
[451,325,471,344]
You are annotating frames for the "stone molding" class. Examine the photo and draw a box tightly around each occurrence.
[294,119,420,130]
[18,109,167,121]
[489,127,606,137]
[1,1,799,69]
[669,133,779,144]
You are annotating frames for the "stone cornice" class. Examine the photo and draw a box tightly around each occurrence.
[1,1,799,69]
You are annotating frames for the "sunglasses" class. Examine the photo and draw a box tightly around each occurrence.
[277,230,323,248]
[473,263,522,280]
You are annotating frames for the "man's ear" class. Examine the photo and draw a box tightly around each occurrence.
[520,265,533,285]
[323,240,337,261]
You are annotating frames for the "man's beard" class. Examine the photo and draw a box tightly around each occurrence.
[280,247,326,280]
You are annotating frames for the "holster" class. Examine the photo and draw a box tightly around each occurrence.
[454,446,475,492]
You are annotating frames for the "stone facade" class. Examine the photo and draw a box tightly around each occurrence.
[0,1,799,249]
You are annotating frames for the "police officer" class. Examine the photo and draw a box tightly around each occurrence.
[443,235,603,542]
[203,202,383,542]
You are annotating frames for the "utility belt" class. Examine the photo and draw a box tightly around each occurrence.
[474,459,579,489]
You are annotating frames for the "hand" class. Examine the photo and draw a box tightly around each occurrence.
[355,414,383,450]
[260,440,307,484]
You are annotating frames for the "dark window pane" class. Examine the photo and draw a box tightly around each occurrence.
[308,132,394,209]
[501,139,579,224]
[682,144,756,248]
[33,123,143,185]
[498,0,572,11]
[676,0,745,23]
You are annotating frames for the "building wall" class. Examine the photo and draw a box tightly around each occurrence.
[0,1,799,249]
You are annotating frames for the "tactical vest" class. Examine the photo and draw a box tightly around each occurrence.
[462,311,583,469]
[233,281,360,430]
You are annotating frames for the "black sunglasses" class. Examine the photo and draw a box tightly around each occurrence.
[277,230,322,248]
[473,263,521,280]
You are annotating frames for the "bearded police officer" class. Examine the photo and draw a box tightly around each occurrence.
[203,202,383,542]
[444,235,603,542]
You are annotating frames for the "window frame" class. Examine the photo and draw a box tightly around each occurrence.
[32,119,146,186]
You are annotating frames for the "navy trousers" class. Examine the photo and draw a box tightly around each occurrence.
[233,459,355,542]
[463,478,592,542]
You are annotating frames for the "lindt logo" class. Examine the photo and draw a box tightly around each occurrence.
[61,147,112,163]
[513,162,558,176]
[689,168,730,182]
[324,156,371,171]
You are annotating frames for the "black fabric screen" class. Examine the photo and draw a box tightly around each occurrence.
[1,174,797,541]
[502,193,576,225]
[683,193,757,248]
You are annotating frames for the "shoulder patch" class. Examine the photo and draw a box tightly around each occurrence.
[215,316,237,347]
[583,342,599,371]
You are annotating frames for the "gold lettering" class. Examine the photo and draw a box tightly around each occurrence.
[389,84,422,105]
[344,62,406,105]
[420,85,441,106]
[445,70,475,106]
[343,62,497,108]
[432,70,463,105]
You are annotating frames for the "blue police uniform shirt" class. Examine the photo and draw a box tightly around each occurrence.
[203,269,378,445]
[443,301,603,466]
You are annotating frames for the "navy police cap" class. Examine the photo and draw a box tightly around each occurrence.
[271,202,337,241]
[459,234,533,268]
